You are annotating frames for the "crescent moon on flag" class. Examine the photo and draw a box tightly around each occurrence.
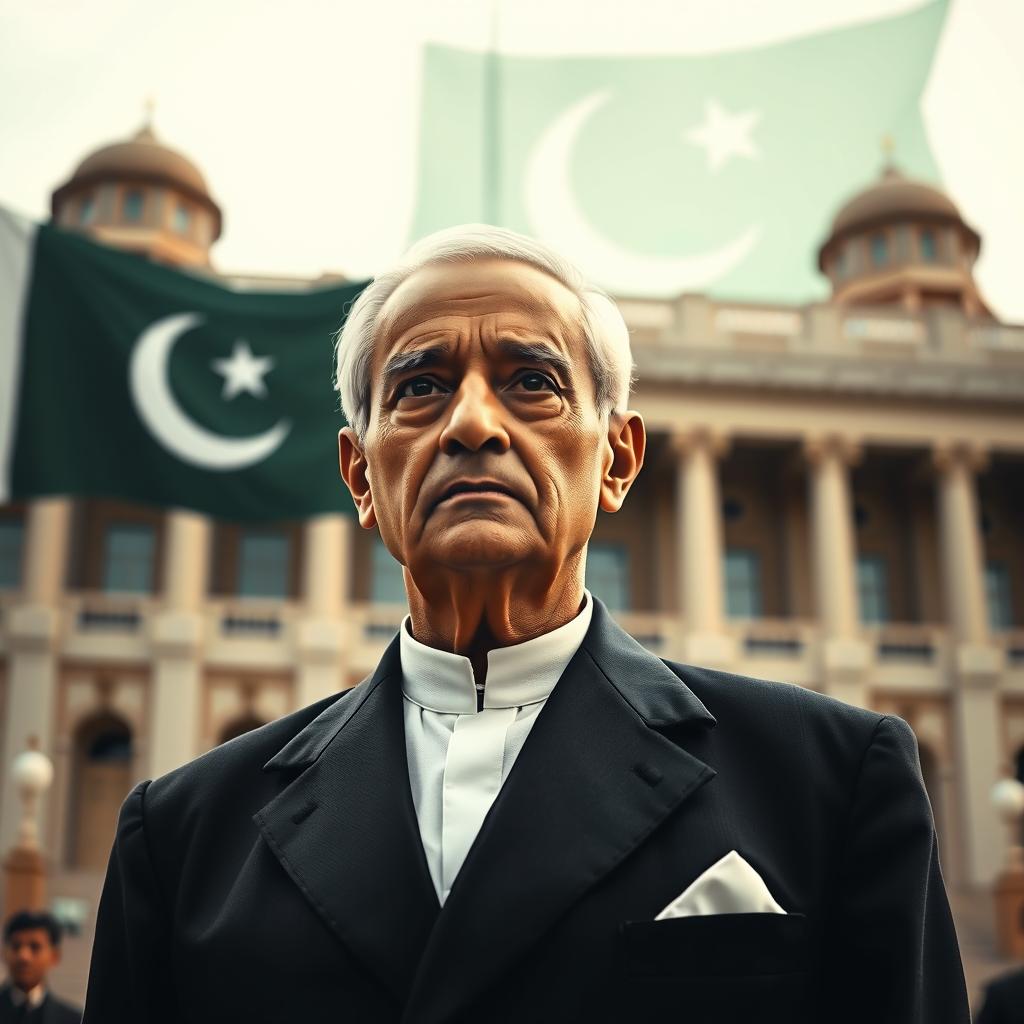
[524,90,762,296]
[128,312,291,470]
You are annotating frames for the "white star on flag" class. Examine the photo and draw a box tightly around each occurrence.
[686,99,761,172]
[211,340,274,400]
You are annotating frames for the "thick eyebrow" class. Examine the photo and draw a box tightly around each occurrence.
[380,339,574,395]
[380,345,451,395]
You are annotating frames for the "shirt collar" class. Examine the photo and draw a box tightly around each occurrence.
[399,590,593,714]
[9,982,46,1007]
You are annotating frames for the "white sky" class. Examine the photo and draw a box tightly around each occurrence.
[2,0,1022,320]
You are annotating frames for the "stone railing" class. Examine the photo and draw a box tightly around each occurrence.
[207,598,300,641]
[617,294,1024,373]
[63,592,154,635]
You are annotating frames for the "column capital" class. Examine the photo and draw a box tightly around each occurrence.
[667,426,730,460]
[7,605,61,653]
[150,611,204,659]
[932,440,989,475]
[802,433,862,468]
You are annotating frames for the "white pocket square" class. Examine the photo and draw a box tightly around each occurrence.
[655,850,787,919]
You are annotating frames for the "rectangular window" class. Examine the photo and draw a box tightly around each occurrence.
[0,519,25,589]
[986,561,1013,631]
[870,233,889,267]
[122,189,144,222]
[857,555,890,624]
[173,203,191,235]
[725,549,762,619]
[895,224,912,263]
[79,195,96,225]
[102,524,155,594]
[371,536,406,604]
[237,530,290,599]
[585,542,630,612]
[920,228,937,263]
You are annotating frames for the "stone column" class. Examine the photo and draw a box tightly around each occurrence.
[0,499,70,857]
[296,515,352,707]
[670,429,735,667]
[148,510,209,778]
[934,442,1003,887]
[804,436,870,707]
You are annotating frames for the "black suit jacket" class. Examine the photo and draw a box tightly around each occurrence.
[976,967,1024,1024]
[0,983,81,1024]
[82,597,970,1023]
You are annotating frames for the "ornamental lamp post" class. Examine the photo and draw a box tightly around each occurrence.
[991,776,1024,958]
[1,735,54,917]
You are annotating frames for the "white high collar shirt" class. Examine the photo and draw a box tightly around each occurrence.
[399,589,594,906]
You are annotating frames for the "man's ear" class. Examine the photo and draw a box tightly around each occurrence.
[599,411,645,514]
[339,426,378,529]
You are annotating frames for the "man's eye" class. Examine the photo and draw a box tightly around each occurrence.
[514,371,559,393]
[396,376,444,400]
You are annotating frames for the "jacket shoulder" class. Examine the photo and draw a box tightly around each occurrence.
[666,660,883,728]
[141,686,360,818]
[662,660,895,772]
[47,993,84,1023]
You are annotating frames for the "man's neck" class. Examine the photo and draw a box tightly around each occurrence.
[404,576,586,687]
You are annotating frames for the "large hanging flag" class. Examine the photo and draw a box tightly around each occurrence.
[0,207,366,521]
[409,0,948,302]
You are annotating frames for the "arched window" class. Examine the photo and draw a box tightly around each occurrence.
[219,713,266,745]
[68,712,133,871]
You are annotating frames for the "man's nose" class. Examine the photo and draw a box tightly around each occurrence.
[438,375,510,454]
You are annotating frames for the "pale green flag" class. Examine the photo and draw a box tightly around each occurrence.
[410,1,948,302]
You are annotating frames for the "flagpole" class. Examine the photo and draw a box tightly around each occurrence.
[483,0,501,225]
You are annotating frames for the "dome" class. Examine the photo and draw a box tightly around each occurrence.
[65,123,211,201]
[830,165,970,239]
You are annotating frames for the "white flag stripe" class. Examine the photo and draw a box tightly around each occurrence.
[0,205,37,503]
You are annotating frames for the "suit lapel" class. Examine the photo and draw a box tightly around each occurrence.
[402,598,718,1024]
[253,636,440,1006]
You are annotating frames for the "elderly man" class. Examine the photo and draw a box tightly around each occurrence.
[83,225,969,1023]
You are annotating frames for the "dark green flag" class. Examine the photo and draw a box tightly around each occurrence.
[2,210,366,521]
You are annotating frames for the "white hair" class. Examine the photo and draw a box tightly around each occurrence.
[333,224,636,442]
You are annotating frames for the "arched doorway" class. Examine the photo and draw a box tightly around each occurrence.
[1016,746,1024,845]
[68,713,133,871]
[918,743,943,840]
[218,713,265,745]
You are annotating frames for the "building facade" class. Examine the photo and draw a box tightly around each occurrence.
[1,120,1022,945]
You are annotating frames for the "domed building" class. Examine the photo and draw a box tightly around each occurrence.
[49,115,222,268]
[817,160,989,317]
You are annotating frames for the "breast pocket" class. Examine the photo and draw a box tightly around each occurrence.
[613,913,811,1023]
[618,912,809,978]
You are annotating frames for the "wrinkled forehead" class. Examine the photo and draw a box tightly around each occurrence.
[373,258,587,363]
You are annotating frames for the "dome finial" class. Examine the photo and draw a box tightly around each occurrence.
[134,96,157,143]
[880,134,899,177]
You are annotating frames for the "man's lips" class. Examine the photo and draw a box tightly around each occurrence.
[430,479,521,514]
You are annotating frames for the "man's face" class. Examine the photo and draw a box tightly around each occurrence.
[340,258,626,589]
[2,927,60,992]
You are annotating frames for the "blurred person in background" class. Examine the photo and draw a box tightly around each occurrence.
[0,911,81,1024]
[976,965,1024,1024]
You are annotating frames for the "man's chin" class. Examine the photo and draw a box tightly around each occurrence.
[416,538,538,574]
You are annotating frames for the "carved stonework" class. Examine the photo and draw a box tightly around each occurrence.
[931,440,989,476]
[667,427,730,461]
[803,433,862,468]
